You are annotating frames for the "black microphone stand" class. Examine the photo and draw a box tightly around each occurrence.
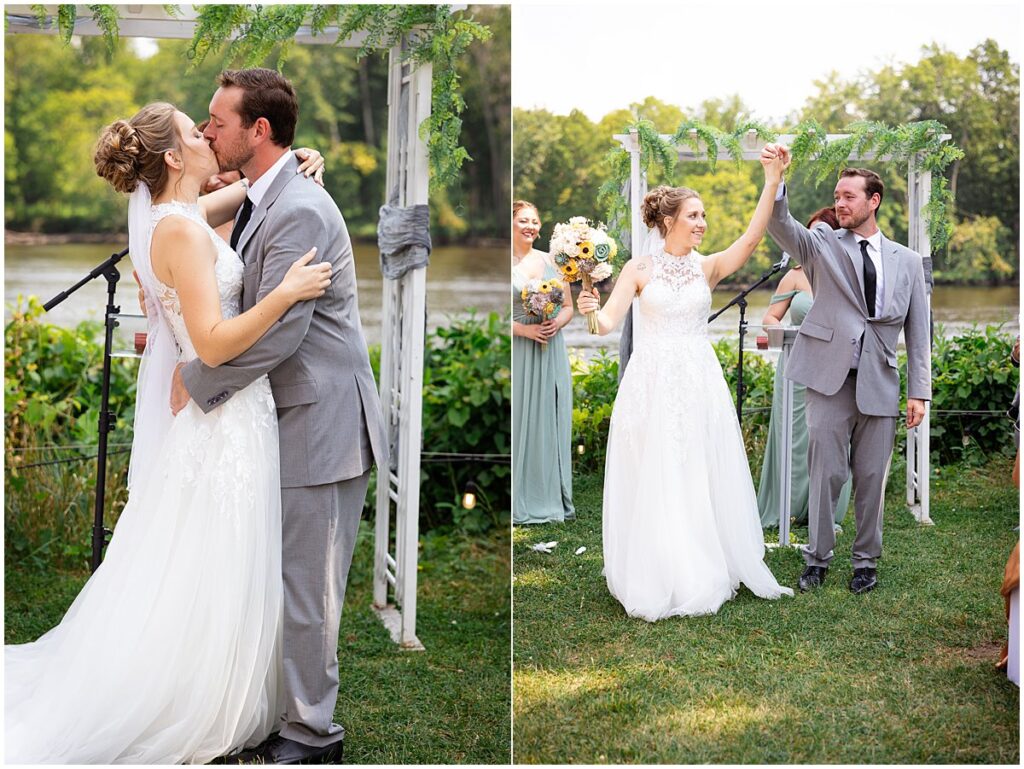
[708,257,789,424]
[44,247,129,573]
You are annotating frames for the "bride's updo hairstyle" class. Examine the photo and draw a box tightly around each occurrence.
[94,102,181,196]
[642,185,701,236]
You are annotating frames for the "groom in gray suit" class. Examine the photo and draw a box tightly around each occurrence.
[762,144,931,595]
[171,68,387,764]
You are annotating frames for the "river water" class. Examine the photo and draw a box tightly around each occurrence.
[5,241,508,348]
[562,283,1020,357]
[5,242,1017,356]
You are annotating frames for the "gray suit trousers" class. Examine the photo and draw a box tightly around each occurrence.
[805,373,897,569]
[278,465,371,748]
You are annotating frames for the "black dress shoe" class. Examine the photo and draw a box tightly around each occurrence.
[216,736,275,764]
[850,567,878,594]
[264,735,344,765]
[798,565,828,592]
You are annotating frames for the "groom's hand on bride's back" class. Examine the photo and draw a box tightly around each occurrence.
[170,362,190,416]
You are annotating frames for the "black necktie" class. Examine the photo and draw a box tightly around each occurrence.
[860,239,876,317]
[230,196,254,252]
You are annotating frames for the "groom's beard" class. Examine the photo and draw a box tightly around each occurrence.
[839,210,871,230]
[213,141,255,174]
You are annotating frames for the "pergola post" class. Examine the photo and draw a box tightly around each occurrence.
[906,153,934,525]
[372,38,429,650]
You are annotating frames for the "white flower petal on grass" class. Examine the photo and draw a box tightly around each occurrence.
[575,546,587,555]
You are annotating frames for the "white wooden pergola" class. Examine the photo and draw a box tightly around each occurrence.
[614,127,947,527]
[8,4,431,649]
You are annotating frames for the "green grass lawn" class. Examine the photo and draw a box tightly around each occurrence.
[5,520,511,764]
[513,460,1020,764]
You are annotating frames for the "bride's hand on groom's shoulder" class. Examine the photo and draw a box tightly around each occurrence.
[294,148,326,187]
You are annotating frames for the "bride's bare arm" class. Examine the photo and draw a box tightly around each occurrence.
[575,257,647,335]
[704,154,785,288]
[199,179,248,229]
[199,149,327,228]
[151,216,331,367]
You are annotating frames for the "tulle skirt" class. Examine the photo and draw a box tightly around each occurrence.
[603,337,793,621]
[5,377,284,764]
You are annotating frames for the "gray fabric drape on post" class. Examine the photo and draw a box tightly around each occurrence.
[378,203,431,279]
[614,177,634,381]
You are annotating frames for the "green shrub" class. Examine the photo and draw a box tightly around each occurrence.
[5,303,511,571]
[569,327,1019,477]
[922,325,1018,465]
[416,311,511,532]
[5,297,138,571]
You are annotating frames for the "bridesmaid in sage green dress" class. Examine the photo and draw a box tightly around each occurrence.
[512,201,575,524]
[758,207,852,530]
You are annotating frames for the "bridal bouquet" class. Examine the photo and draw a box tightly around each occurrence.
[549,216,617,334]
[521,279,564,351]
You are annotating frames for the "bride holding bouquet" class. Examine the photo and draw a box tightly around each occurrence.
[576,150,793,621]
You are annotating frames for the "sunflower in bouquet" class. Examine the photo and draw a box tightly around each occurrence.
[549,216,617,334]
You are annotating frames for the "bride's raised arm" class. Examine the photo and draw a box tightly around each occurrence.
[703,151,785,289]
[576,255,649,335]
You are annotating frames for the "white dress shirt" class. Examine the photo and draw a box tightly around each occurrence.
[853,231,884,317]
[245,150,293,209]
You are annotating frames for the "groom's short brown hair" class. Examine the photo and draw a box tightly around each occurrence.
[218,68,298,147]
[840,168,884,209]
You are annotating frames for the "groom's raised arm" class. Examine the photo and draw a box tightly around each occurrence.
[766,184,827,282]
[181,208,329,413]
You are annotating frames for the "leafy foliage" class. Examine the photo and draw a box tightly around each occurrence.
[23,4,491,192]
[603,117,963,255]
[924,326,1018,465]
[6,8,509,240]
[5,305,510,570]
[415,311,511,533]
[569,328,1018,478]
[184,4,491,191]
[5,297,137,571]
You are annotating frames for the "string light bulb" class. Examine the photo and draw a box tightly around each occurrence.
[462,481,479,510]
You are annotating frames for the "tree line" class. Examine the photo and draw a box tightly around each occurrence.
[4,4,510,243]
[514,41,1019,285]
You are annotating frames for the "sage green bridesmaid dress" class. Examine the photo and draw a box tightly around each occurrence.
[757,289,852,529]
[512,262,575,524]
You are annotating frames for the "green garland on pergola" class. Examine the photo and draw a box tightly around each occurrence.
[24,3,491,191]
[598,118,964,256]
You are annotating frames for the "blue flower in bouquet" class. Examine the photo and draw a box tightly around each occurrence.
[593,242,611,262]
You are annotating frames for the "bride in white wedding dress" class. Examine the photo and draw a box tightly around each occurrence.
[5,103,330,764]
[577,150,793,622]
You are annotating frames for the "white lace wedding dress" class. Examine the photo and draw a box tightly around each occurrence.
[603,251,793,621]
[5,202,284,764]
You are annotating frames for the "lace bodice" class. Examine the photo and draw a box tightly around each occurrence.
[636,251,711,349]
[149,202,243,362]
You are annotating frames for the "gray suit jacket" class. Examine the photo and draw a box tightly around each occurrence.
[183,153,388,488]
[767,188,931,417]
